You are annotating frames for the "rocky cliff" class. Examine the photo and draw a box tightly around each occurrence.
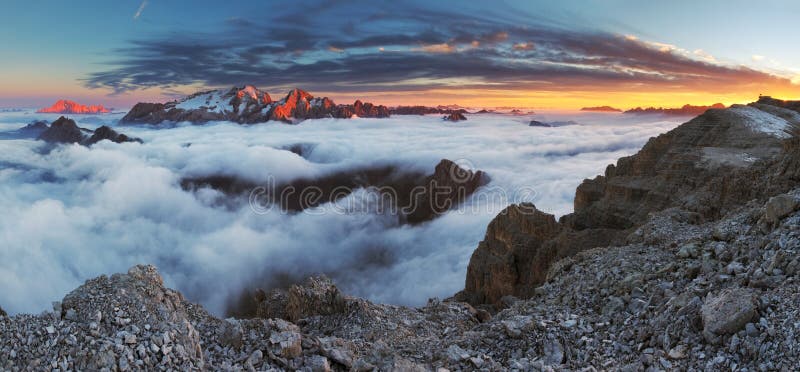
[459,97,800,306]
[120,86,390,125]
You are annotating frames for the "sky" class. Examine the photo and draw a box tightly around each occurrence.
[1,0,799,109]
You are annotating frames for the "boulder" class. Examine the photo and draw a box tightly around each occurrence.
[0,305,6,317]
[702,288,758,343]
[762,194,799,227]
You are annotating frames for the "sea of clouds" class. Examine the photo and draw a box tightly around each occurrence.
[0,111,687,315]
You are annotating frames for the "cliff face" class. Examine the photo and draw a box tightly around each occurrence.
[460,98,800,306]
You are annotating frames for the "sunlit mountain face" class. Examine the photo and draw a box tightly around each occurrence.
[37,99,110,114]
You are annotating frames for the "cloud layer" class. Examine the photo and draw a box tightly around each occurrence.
[0,112,685,315]
[85,0,796,98]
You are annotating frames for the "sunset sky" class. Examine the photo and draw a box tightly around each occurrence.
[2,0,799,109]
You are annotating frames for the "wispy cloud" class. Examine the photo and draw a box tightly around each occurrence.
[133,0,148,20]
[87,0,797,97]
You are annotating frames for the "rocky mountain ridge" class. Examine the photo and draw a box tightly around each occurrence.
[580,106,622,112]
[624,103,726,116]
[120,86,390,125]
[37,116,142,146]
[3,97,800,370]
[459,97,800,307]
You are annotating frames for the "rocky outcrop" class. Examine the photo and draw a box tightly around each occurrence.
[458,203,620,305]
[0,305,5,317]
[461,98,800,307]
[254,276,347,322]
[36,117,141,146]
[85,125,143,145]
[37,116,86,143]
[443,112,467,121]
[406,159,490,224]
[120,86,390,125]
[184,158,489,226]
[37,99,110,114]
[624,103,726,116]
[529,120,550,127]
[120,102,168,124]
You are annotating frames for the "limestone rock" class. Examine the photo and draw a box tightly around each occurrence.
[702,288,758,343]
[762,194,799,227]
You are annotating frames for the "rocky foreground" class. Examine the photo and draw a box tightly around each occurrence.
[3,97,800,370]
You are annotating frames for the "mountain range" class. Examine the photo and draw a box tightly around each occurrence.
[121,86,390,125]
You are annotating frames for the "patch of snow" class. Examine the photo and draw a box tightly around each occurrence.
[176,90,231,114]
[729,105,791,139]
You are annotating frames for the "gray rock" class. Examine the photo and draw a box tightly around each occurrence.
[702,288,758,343]
[217,320,243,349]
[269,330,302,359]
[319,337,354,367]
[246,350,262,368]
[307,355,331,372]
[677,243,700,258]
[543,337,564,365]
[763,194,799,227]
[446,344,470,362]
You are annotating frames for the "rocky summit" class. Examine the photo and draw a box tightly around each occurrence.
[4,97,800,370]
[36,116,142,146]
[120,86,390,125]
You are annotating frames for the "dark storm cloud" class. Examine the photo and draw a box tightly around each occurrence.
[84,0,792,95]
